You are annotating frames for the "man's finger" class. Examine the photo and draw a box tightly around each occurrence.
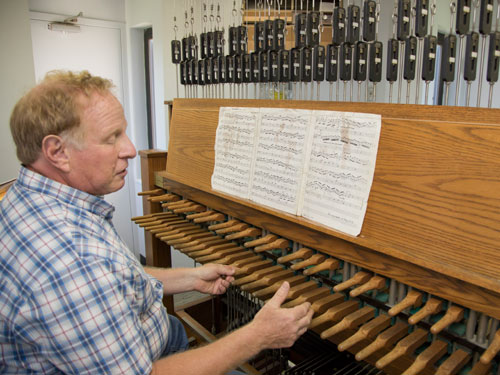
[266,281,290,308]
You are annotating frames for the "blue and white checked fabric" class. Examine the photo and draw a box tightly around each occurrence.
[0,167,169,374]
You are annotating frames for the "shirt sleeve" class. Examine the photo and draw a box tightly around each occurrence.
[14,256,164,374]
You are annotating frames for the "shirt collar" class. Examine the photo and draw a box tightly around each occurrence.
[17,166,115,220]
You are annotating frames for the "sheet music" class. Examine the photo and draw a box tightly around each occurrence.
[249,108,313,214]
[299,110,382,236]
[211,107,260,198]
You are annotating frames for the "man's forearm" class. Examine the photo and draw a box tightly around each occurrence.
[151,322,263,375]
[144,266,196,295]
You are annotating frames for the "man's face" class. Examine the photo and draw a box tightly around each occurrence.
[66,92,137,196]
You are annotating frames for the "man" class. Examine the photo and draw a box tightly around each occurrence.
[0,70,313,374]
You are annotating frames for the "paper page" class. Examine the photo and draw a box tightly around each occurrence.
[300,110,382,236]
[211,107,260,199]
[249,108,312,214]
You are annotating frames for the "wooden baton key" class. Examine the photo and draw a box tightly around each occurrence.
[244,234,278,248]
[282,287,331,308]
[185,210,215,219]
[208,219,240,231]
[388,290,423,316]
[431,305,464,334]
[254,238,289,253]
[310,300,359,330]
[355,322,409,361]
[287,280,319,300]
[320,306,375,340]
[225,227,262,240]
[350,276,386,297]
[408,298,442,325]
[253,275,307,299]
[338,314,392,352]
[290,254,326,271]
[193,213,226,223]
[173,204,206,214]
[311,293,346,315]
[233,265,284,286]
[137,188,164,196]
[435,349,470,375]
[303,258,340,276]
[277,248,314,263]
[401,339,448,375]
[240,269,295,293]
[480,328,500,364]
[375,328,428,369]
[215,223,249,235]
[333,271,371,292]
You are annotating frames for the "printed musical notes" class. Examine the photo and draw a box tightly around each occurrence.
[211,106,381,236]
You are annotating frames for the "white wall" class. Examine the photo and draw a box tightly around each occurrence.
[28,0,125,22]
[0,0,36,183]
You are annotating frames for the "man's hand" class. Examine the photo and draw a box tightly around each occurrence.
[192,263,236,295]
[249,281,314,349]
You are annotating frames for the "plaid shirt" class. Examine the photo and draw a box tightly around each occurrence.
[0,167,169,374]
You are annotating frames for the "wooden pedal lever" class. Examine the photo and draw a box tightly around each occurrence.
[290,254,326,271]
[154,223,194,237]
[186,210,215,220]
[244,234,277,248]
[195,247,244,263]
[321,306,375,339]
[401,339,448,375]
[215,223,249,235]
[311,293,346,314]
[149,220,190,234]
[233,259,273,276]
[309,300,359,330]
[167,231,213,246]
[211,251,256,266]
[173,204,206,214]
[214,253,261,266]
[431,305,464,334]
[240,269,295,293]
[408,298,442,325]
[469,361,492,375]
[137,188,164,196]
[286,281,320,300]
[158,225,203,239]
[138,215,181,227]
[175,237,224,251]
[148,193,180,203]
[225,227,262,240]
[338,314,392,352]
[193,213,226,223]
[435,349,470,375]
[303,258,340,276]
[355,322,408,361]
[208,219,240,231]
[161,228,205,242]
[375,328,428,369]
[141,217,185,229]
[253,275,307,299]
[282,287,331,308]
[333,271,371,293]
[350,276,386,297]
[230,255,264,268]
[254,238,289,253]
[388,290,423,316]
[162,199,190,209]
[233,265,284,286]
[187,243,236,257]
[181,239,231,253]
[277,248,313,263]
[145,219,188,232]
[133,212,175,223]
[480,328,500,365]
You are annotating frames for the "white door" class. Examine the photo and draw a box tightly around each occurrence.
[30,14,137,255]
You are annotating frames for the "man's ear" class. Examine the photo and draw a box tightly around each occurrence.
[41,135,71,173]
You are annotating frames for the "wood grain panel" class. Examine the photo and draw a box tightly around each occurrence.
[165,98,500,304]
[157,176,500,320]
